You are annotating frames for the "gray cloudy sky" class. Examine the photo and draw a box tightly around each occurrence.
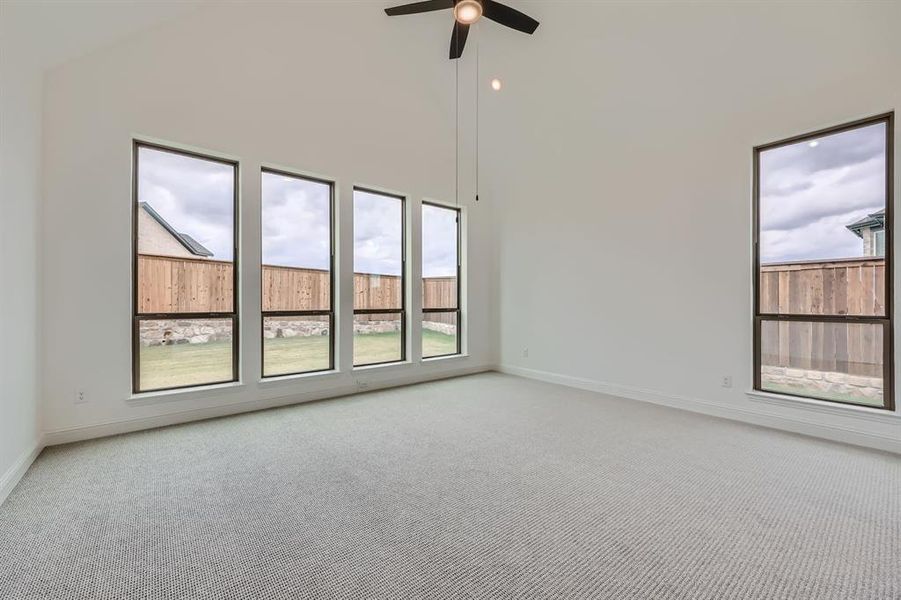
[422,203,458,277]
[262,172,331,269]
[139,147,457,276]
[138,146,235,260]
[760,122,886,264]
[353,190,403,276]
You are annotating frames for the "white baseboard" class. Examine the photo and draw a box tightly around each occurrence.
[0,438,44,507]
[43,365,493,447]
[497,365,901,454]
[24,363,898,501]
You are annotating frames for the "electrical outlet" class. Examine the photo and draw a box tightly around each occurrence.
[74,389,87,404]
[522,348,529,359]
[721,376,733,389]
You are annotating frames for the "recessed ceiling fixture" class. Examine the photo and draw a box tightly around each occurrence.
[809,140,820,148]
[385,0,540,59]
[491,78,502,91]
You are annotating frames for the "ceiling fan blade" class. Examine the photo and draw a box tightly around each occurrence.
[482,0,540,34]
[385,0,454,16]
[449,21,470,59]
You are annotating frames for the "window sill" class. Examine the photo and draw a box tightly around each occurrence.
[422,353,468,363]
[745,389,900,423]
[128,381,245,405]
[353,360,412,372]
[259,369,340,386]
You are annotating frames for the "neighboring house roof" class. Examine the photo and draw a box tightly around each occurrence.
[178,233,214,257]
[846,209,885,238]
[140,202,213,257]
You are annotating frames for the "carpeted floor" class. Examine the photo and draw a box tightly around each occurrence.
[1,373,899,599]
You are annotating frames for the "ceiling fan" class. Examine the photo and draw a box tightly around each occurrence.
[385,0,539,59]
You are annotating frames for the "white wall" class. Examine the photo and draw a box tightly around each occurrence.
[41,2,497,442]
[486,1,901,450]
[0,5,43,496]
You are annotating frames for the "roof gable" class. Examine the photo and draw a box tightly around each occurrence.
[139,203,213,257]
[846,209,885,238]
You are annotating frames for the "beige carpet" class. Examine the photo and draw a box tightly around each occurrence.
[1,373,898,599]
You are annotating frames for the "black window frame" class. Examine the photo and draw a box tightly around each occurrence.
[353,187,407,368]
[421,201,462,359]
[260,167,336,379]
[132,141,240,394]
[752,113,894,411]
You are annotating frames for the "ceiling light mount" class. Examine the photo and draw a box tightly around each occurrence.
[453,0,483,25]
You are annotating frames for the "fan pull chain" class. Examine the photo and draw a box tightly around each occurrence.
[475,22,480,203]
[455,49,459,209]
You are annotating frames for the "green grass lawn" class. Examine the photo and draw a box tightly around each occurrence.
[139,340,234,391]
[265,335,331,377]
[352,331,403,367]
[140,330,457,391]
[422,329,458,359]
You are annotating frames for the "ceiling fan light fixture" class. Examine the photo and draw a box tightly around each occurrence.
[385,0,539,59]
[453,0,482,25]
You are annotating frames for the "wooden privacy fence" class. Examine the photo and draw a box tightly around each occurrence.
[138,255,457,320]
[760,320,882,377]
[759,258,884,316]
[138,255,234,313]
[759,258,884,376]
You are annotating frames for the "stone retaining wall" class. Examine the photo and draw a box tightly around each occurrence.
[141,318,457,346]
[761,365,883,401]
[263,319,330,339]
[423,321,456,336]
[139,319,233,347]
[350,320,399,335]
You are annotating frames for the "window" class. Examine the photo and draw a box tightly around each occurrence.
[353,188,405,366]
[133,143,238,392]
[874,229,886,257]
[261,169,334,377]
[422,202,461,358]
[754,114,893,409]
